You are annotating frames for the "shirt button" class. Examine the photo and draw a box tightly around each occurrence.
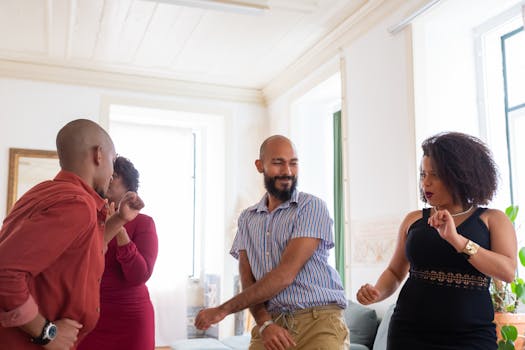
[266,232,270,236]
[266,252,270,256]
[96,307,100,312]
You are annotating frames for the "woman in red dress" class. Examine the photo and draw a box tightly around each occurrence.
[79,156,158,350]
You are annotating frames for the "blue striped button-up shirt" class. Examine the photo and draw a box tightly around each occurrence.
[230,190,347,313]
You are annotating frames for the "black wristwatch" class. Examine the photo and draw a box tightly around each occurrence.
[30,319,57,345]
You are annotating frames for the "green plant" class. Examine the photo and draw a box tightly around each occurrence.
[492,205,523,350]
[498,325,519,350]
[491,205,523,313]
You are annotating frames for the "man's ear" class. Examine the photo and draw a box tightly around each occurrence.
[93,145,103,166]
[255,159,264,173]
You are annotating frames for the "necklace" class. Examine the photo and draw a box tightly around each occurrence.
[434,205,474,217]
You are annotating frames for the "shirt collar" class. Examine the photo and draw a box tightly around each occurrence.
[53,170,107,211]
[253,190,299,213]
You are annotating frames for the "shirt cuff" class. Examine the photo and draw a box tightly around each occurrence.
[0,294,38,327]
[116,241,137,262]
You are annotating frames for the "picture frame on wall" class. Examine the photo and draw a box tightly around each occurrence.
[6,148,60,214]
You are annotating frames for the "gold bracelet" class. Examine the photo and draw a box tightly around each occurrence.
[461,239,480,259]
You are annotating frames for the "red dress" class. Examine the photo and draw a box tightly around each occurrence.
[78,213,158,350]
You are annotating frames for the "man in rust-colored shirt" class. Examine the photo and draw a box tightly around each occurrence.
[0,119,144,350]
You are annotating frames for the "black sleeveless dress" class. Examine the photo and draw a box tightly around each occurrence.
[387,208,496,350]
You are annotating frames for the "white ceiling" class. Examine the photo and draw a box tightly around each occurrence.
[0,0,368,90]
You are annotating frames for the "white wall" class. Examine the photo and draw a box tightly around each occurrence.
[412,0,522,146]
[342,3,419,316]
[0,76,267,338]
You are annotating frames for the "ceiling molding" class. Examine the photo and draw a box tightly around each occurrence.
[143,0,270,14]
[262,0,430,102]
[0,59,265,104]
[270,0,319,13]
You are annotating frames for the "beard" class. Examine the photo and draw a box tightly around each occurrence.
[264,174,298,202]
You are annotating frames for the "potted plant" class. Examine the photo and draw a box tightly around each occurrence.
[492,205,525,350]
[499,325,521,350]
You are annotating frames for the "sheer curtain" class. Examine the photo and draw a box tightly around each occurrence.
[110,120,195,346]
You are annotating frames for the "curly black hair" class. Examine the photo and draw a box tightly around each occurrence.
[113,156,139,193]
[420,132,498,207]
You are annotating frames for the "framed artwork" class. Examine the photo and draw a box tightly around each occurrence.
[6,148,60,214]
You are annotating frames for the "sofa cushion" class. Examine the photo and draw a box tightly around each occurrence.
[350,344,370,350]
[171,338,231,350]
[372,304,395,350]
[220,334,250,350]
[344,300,378,349]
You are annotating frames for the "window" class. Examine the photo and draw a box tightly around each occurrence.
[477,7,525,264]
[107,102,226,345]
[109,106,200,280]
[501,26,525,208]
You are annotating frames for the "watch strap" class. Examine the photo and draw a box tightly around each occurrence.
[30,319,55,345]
[259,319,274,335]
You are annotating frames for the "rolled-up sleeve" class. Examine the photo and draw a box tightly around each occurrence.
[0,294,38,327]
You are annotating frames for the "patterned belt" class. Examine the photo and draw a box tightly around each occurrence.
[270,303,343,317]
[410,268,489,290]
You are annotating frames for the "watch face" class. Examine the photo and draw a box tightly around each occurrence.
[464,241,479,255]
[46,324,57,340]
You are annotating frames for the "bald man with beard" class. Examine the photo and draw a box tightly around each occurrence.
[0,119,144,350]
[195,135,348,350]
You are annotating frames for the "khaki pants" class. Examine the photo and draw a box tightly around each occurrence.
[249,305,350,350]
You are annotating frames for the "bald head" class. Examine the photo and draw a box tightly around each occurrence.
[259,135,296,161]
[56,119,116,197]
[56,119,114,170]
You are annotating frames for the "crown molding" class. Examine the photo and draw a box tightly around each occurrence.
[270,0,318,12]
[0,59,265,105]
[143,0,269,14]
[262,0,429,102]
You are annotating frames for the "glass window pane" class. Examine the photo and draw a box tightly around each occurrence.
[509,108,525,232]
[504,28,525,108]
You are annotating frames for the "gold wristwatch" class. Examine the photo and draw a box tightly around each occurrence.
[461,239,480,259]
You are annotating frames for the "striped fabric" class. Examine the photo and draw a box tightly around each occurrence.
[230,190,347,313]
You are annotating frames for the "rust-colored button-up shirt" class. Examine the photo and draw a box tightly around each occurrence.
[0,170,106,349]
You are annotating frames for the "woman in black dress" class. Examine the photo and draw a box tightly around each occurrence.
[356,132,517,350]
